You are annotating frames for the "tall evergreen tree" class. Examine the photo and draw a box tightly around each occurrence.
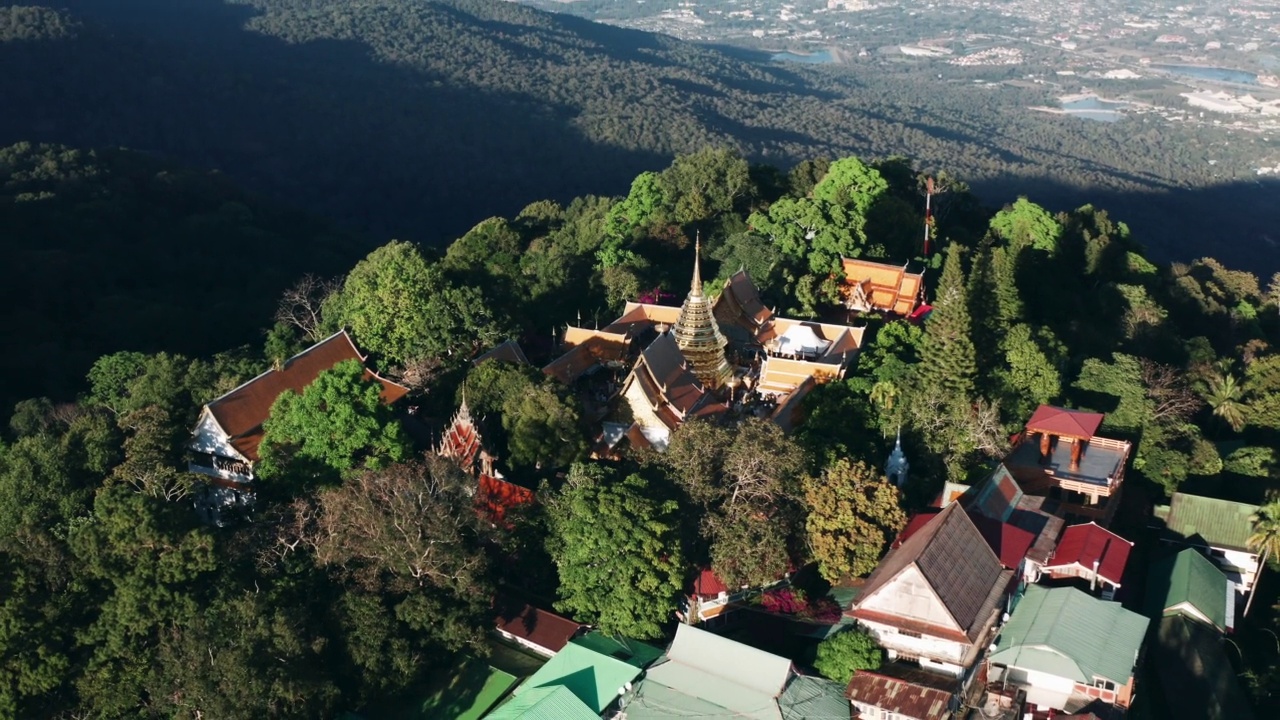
[918,243,978,401]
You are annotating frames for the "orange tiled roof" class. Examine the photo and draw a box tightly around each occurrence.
[207,330,408,461]
[841,258,924,316]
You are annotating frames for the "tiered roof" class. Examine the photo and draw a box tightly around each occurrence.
[542,326,630,384]
[841,257,924,315]
[201,330,408,462]
[671,240,732,389]
[714,269,774,335]
[438,397,482,473]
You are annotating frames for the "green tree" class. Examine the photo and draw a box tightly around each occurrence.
[657,147,753,224]
[545,464,683,638]
[501,383,586,470]
[1202,366,1247,432]
[990,197,1061,253]
[1246,497,1280,617]
[916,244,977,402]
[258,360,410,486]
[802,459,905,582]
[813,628,882,685]
[997,324,1063,413]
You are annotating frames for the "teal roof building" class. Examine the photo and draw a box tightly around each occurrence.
[1147,548,1234,633]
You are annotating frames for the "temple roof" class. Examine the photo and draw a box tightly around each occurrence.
[439,398,482,472]
[542,327,631,384]
[204,330,408,461]
[603,302,681,335]
[841,258,924,316]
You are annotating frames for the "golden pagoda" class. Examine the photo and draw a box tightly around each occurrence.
[672,239,732,390]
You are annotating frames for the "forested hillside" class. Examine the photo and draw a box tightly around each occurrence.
[1,0,1277,273]
[2,144,1280,717]
[0,142,364,411]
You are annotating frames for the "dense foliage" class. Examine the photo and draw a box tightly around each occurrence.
[2,134,1280,715]
[1,0,1277,276]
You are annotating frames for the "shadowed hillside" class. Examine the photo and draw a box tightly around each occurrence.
[2,0,1278,274]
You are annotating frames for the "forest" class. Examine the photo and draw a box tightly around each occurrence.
[1,0,1279,275]
[2,136,1280,716]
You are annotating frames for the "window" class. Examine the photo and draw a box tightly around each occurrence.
[1092,678,1116,692]
[898,629,922,638]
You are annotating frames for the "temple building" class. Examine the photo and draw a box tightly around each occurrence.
[619,333,726,451]
[841,257,925,316]
[670,239,732,390]
[189,330,408,487]
[437,395,534,525]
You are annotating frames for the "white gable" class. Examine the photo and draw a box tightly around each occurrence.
[858,564,962,632]
[190,407,247,461]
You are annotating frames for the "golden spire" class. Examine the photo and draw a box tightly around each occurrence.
[672,235,731,390]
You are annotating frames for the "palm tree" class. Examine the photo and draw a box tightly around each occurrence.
[1245,497,1280,616]
[1203,368,1247,433]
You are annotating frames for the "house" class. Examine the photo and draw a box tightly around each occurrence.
[484,685,597,720]
[188,329,408,490]
[847,503,1013,678]
[892,509,1036,580]
[845,663,959,720]
[1154,492,1262,593]
[961,465,1064,579]
[512,632,660,715]
[1001,406,1133,525]
[493,600,585,658]
[621,624,796,719]
[1147,615,1255,720]
[779,675,851,720]
[1040,523,1133,600]
[1146,548,1234,634]
[840,258,925,315]
[619,333,725,451]
[987,585,1148,712]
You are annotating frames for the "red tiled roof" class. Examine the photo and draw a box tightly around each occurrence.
[692,567,731,598]
[846,671,952,720]
[493,600,585,655]
[1044,522,1133,585]
[476,475,535,524]
[207,330,409,461]
[1025,405,1105,440]
[893,510,941,548]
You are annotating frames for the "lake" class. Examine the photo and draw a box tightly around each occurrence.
[772,49,836,65]
[1060,96,1130,123]
[1152,64,1258,85]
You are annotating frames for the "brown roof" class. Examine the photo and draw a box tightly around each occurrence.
[846,670,953,720]
[542,328,631,384]
[1025,405,1105,440]
[758,356,843,394]
[852,503,1011,642]
[493,599,585,654]
[473,339,530,367]
[713,270,774,331]
[635,333,709,417]
[603,302,682,335]
[206,330,409,461]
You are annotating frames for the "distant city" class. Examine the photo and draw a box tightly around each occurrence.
[519,0,1280,173]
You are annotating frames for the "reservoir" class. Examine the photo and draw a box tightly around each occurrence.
[1151,64,1258,85]
[1060,96,1130,122]
[772,49,836,64]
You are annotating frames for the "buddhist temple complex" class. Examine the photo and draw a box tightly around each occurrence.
[840,257,925,316]
[542,241,868,451]
[670,239,732,390]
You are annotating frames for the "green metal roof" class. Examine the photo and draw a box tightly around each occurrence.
[485,686,599,720]
[1163,493,1259,552]
[779,675,851,720]
[513,639,645,713]
[990,585,1148,685]
[1147,548,1230,632]
[569,631,663,669]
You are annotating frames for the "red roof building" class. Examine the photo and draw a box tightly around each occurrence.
[439,397,483,474]
[493,599,586,658]
[1025,405,1106,441]
[846,668,956,720]
[896,509,1037,574]
[190,330,409,483]
[1041,522,1133,599]
[477,474,535,525]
